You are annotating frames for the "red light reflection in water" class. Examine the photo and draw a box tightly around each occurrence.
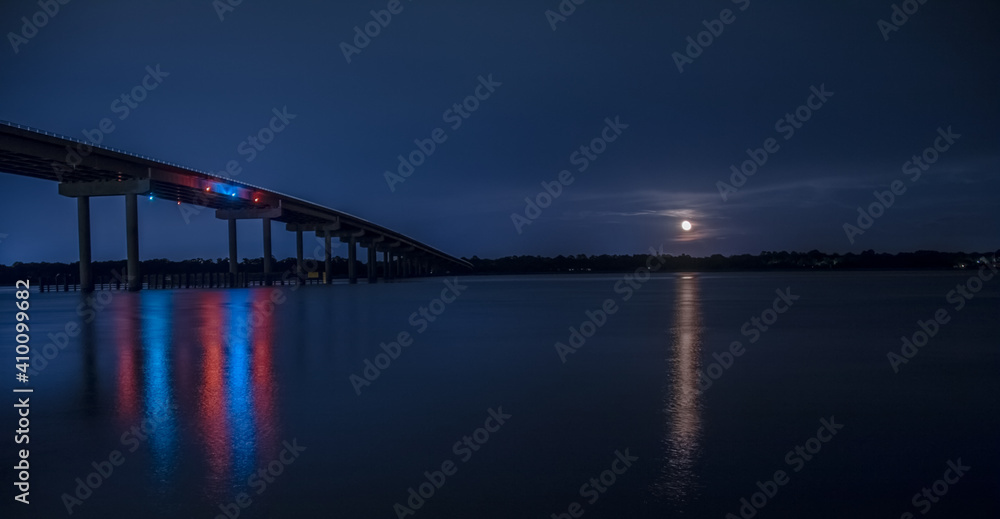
[112,291,280,500]
[199,292,231,495]
[116,300,140,426]
[195,290,280,496]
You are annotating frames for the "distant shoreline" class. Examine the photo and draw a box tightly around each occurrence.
[1,250,996,285]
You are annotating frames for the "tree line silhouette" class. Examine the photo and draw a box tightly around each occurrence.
[461,249,999,274]
[1,249,997,284]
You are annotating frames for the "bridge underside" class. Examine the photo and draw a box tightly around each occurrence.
[0,121,470,291]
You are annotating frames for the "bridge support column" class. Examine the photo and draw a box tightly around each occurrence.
[77,197,93,293]
[367,246,377,283]
[383,250,391,282]
[125,193,141,291]
[324,230,332,285]
[263,217,272,286]
[228,218,238,277]
[348,235,357,284]
[59,179,152,291]
[296,229,304,285]
[216,206,284,288]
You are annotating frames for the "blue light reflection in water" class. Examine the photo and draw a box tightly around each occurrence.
[226,290,257,483]
[140,291,176,485]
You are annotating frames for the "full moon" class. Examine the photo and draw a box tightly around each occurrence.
[681,220,692,231]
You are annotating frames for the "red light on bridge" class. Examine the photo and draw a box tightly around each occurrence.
[254,197,259,203]
[205,187,211,192]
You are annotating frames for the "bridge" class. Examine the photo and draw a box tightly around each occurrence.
[0,120,472,292]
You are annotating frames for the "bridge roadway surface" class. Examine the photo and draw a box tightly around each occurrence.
[0,120,471,291]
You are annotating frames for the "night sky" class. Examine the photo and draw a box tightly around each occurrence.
[0,0,997,264]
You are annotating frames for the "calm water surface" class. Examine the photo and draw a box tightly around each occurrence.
[2,272,998,518]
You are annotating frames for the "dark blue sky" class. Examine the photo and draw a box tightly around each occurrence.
[1,0,997,264]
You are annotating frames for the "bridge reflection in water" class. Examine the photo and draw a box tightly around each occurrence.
[658,274,704,501]
[110,289,279,498]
